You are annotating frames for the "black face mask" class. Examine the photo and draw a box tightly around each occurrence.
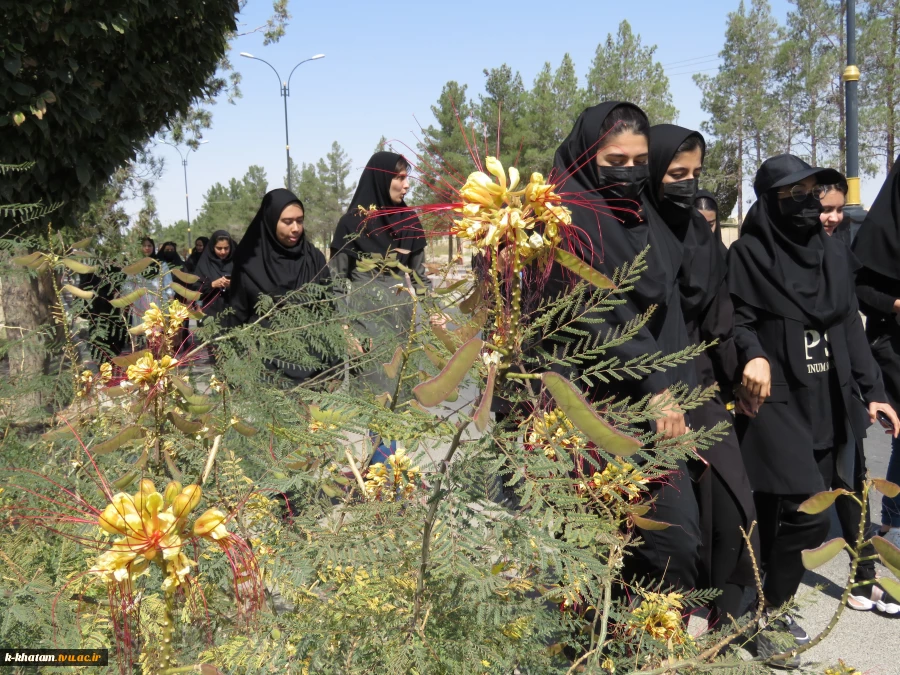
[596,165,650,202]
[662,178,699,210]
[779,194,822,232]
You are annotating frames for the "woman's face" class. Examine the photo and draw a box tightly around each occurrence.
[213,238,231,259]
[142,241,154,256]
[390,168,410,205]
[820,188,845,235]
[698,208,718,232]
[195,239,205,253]
[776,175,818,204]
[659,147,703,199]
[275,203,305,247]
[595,130,649,167]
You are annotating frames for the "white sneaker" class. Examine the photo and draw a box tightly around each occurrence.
[873,584,900,615]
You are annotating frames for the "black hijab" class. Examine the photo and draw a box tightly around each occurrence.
[728,155,855,327]
[194,230,235,289]
[185,237,209,272]
[552,102,683,310]
[230,189,328,321]
[695,189,725,252]
[330,151,425,266]
[853,153,900,282]
[647,125,726,322]
[157,241,183,268]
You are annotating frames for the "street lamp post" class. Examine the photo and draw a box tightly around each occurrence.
[157,140,209,251]
[843,0,865,236]
[239,52,325,192]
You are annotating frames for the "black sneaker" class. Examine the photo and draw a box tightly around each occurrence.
[755,628,801,670]
[770,613,810,644]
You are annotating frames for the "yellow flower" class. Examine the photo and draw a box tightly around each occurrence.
[601,656,615,673]
[98,362,112,382]
[91,482,192,584]
[825,662,862,675]
[460,171,505,208]
[126,353,178,390]
[167,299,191,325]
[139,302,166,336]
[193,508,230,541]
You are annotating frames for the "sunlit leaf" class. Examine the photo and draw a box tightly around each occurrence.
[460,284,483,314]
[872,536,900,577]
[61,257,96,274]
[42,425,77,441]
[424,345,447,370]
[879,576,900,601]
[474,365,497,432]
[110,287,147,308]
[541,372,641,457]
[11,251,44,268]
[61,284,94,300]
[413,337,483,407]
[383,346,404,380]
[434,279,468,295]
[873,479,900,499]
[168,411,204,435]
[232,420,258,436]
[454,308,488,343]
[632,515,671,531]
[798,489,851,515]
[69,237,93,251]
[112,350,150,368]
[553,249,615,289]
[801,537,846,570]
[169,282,201,301]
[92,425,144,456]
[170,269,199,285]
[122,257,155,276]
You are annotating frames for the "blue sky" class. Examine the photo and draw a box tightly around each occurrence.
[141,0,884,228]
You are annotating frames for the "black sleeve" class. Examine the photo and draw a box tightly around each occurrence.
[700,283,740,388]
[855,267,898,318]
[731,297,769,370]
[845,293,887,404]
[221,268,253,328]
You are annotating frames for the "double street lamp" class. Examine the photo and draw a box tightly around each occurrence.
[241,52,325,190]
[239,52,325,192]
[156,139,209,251]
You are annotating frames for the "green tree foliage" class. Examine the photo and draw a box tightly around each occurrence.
[0,0,243,232]
[189,165,270,242]
[859,0,900,173]
[585,20,677,124]
[286,142,354,250]
[695,0,781,222]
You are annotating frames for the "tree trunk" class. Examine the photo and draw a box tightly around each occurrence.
[0,263,55,418]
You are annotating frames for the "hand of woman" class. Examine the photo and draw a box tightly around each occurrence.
[868,402,900,438]
[212,277,230,289]
[649,390,686,440]
[740,357,771,403]
[893,299,900,314]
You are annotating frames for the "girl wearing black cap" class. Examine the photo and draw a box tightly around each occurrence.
[648,125,756,622]
[728,154,899,658]
[545,102,701,594]
[226,189,334,382]
[329,152,431,391]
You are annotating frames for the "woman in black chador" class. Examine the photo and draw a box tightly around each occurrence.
[647,124,756,623]
[329,152,431,392]
[546,102,701,594]
[226,189,334,383]
[193,229,235,318]
[728,154,899,659]
[852,152,900,612]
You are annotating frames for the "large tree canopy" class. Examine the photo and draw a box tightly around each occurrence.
[0,0,239,231]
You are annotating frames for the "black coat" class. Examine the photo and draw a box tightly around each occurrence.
[732,296,884,494]
[855,267,900,408]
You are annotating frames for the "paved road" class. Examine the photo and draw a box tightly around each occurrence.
[788,430,899,674]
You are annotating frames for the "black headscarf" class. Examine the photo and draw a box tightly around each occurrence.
[695,189,725,252]
[185,237,209,273]
[194,230,235,289]
[728,156,856,327]
[330,151,425,266]
[552,102,683,311]
[853,153,900,282]
[231,190,327,312]
[647,125,726,322]
[157,241,183,268]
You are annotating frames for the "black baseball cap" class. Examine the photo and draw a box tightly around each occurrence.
[753,154,845,197]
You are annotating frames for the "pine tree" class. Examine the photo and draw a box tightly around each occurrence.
[859,0,900,173]
[585,20,677,124]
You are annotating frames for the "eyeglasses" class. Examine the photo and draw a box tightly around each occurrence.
[782,184,827,202]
